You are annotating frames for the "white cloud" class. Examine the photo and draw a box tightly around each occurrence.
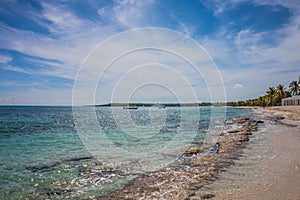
[176,22,195,37]
[0,88,73,105]
[0,1,170,105]
[0,0,160,82]
[0,81,39,87]
[112,0,155,28]
[0,54,12,64]
[0,2,119,80]
[40,2,87,34]
[233,83,244,88]
[202,0,300,16]
[201,0,244,16]
[1,65,32,74]
[72,28,226,105]
[199,0,300,101]
[24,57,64,68]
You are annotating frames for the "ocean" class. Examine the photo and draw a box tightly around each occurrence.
[0,106,252,199]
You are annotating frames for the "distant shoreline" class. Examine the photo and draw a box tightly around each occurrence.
[90,102,250,107]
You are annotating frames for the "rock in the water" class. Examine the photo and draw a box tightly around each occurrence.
[233,117,248,123]
[37,188,72,196]
[238,135,249,142]
[228,129,240,133]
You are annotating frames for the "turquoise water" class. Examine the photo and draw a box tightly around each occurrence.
[0,106,251,199]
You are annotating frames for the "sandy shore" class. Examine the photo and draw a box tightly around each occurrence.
[202,106,300,200]
[259,106,300,121]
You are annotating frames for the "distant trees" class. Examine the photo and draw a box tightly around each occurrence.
[227,76,300,107]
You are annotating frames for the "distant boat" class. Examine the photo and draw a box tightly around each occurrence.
[123,105,138,109]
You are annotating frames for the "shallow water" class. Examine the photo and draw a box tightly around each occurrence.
[0,106,252,199]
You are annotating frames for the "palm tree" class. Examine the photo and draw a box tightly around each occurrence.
[266,87,277,105]
[289,80,299,96]
[266,87,276,96]
[276,84,285,97]
[275,84,289,105]
[259,96,264,106]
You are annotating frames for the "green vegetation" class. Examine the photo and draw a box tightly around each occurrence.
[227,76,300,107]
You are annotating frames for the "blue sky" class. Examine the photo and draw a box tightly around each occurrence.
[0,0,299,105]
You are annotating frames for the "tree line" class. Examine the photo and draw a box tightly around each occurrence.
[227,76,300,107]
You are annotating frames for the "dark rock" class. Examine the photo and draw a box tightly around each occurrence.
[63,155,93,162]
[37,188,72,196]
[209,143,219,154]
[243,130,252,135]
[191,141,203,145]
[227,129,240,133]
[26,161,60,172]
[189,184,203,190]
[238,135,249,142]
[26,155,94,172]
[188,192,196,196]
[201,194,215,199]
[184,147,204,155]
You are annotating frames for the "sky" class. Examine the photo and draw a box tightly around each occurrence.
[0,0,300,105]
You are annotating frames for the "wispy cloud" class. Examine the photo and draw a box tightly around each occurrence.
[0,54,12,64]
[24,57,63,69]
[0,88,73,105]
[40,2,89,35]
[233,83,244,89]
[176,22,195,37]
[1,65,32,74]
[0,81,39,87]
[111,0,155,28]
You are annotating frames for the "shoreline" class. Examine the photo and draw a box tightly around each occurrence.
[92,114,262,199]
[92,106,300,200]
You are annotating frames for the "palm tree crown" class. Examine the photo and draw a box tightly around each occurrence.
[289,80,299,96]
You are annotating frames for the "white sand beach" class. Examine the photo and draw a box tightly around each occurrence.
[201,106,300,200]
